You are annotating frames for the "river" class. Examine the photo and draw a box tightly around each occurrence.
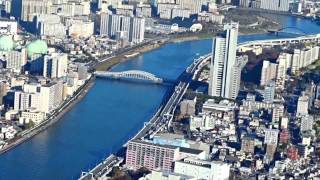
[0,14,320,180]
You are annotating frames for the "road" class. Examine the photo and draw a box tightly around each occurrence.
[131,54,211,140]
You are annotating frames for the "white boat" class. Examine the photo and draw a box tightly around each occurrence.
[124,52,140,58]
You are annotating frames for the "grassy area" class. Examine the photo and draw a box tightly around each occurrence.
[95,43,163,71]
[95,56,126,71]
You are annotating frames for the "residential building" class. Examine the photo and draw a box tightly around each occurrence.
[43,53,68,79]
[209,23,240,99]
[300,115,314,132]
[297,93,309,116]
[19,0,52,22]
[260,60,278,86]
[100,13,145,44]
[126,140,180,172]
[260,0,290,12]
[39,81,63,114]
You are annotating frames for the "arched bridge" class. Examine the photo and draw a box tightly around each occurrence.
[95,70,163,83]
[268,26,307,36]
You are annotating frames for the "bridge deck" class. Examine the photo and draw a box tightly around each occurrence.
[95,70,163,83]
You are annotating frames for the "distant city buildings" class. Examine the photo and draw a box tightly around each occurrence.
[100,13,145,44]
[237,0,290,12]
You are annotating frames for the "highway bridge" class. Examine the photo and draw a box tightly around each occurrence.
[237,33,320,50]
[95,70,163,83]
[268,27,307,36]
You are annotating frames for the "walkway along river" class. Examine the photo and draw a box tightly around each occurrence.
[1,14,320,180]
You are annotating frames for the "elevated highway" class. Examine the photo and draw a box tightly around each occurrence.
[130,54,211,141]
[268,27,307,36]
[237,33,320,50]
[79,54,211,180]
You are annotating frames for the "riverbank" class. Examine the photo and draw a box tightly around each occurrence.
[95,42,166,71]
[94,29,270,71]
[0,76,95,155]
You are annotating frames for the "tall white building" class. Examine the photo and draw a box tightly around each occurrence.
[20,0,52,22]
[209,23,240,100]
[262,81,275,103]
[5,48,27,73]
[260,60,278,86]
[297,93,309,116]
[35,14,66,37]
[39,82,63,114]
[276,53,292,89]
[100,13,145,44]
[300,115,314,132]
[260,0,290,12]
[130,17,145,44]
[14,91,40,111]
[264,128,279,145]
[43,53,68,79]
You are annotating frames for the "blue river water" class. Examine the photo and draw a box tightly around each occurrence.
[1,14,320,180]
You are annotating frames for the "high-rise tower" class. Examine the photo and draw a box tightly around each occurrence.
[209,23,240,99]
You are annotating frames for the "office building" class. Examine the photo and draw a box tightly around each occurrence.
[209,23,240,99]
[43,53,68,79]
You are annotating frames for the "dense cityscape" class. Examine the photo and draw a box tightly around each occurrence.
[0,0,319,179]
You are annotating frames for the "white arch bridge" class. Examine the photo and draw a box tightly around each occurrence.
[95,70,163,83]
